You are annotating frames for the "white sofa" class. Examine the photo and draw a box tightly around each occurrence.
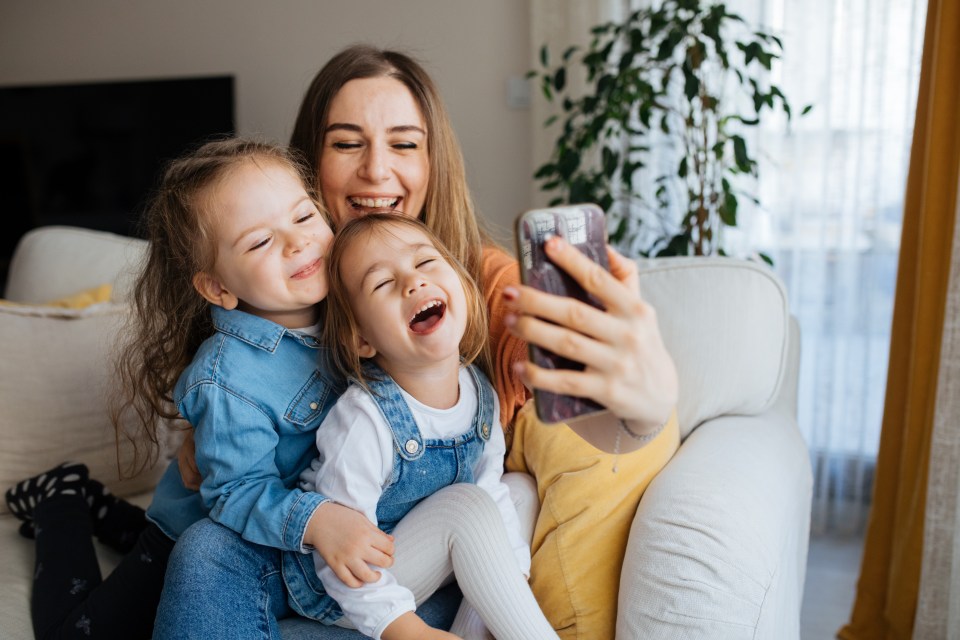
[0,226,811,639]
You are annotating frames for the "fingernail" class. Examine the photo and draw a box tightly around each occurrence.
[502,286,519,301]
[512,361,526,377]
[504,313,517,328]
[545,236,565,252]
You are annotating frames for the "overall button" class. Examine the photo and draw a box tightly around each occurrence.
[309,402,318,410]
[404,440,420,454]
[481,423,491,438]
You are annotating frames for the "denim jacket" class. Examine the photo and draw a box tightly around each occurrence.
[146,306,339,552]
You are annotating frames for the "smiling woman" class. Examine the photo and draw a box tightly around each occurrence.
[318,76,430,225]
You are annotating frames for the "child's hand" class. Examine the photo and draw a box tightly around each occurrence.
[382,612,462,640]
[305,502,395,587]
[176,430,202,491]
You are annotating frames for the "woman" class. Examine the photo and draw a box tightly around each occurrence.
[155,45,678,639]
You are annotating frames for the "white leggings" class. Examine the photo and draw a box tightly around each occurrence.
[381,473,553,639]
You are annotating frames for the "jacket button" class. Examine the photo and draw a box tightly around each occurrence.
[405,440,419,454]
[481,423,490,438]
[309,402,318,410]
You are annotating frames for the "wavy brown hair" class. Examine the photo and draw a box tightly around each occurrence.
[111,137,319,477]
[324,213,490,391]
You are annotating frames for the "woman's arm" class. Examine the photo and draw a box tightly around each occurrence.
[503,236,678,453]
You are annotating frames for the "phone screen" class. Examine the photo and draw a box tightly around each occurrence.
[515,204,610,424]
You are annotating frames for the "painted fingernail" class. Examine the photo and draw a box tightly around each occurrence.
[502,286,519,301]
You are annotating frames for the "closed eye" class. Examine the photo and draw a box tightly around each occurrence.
[393,142,418,150]
[332,141,362,150]
[416,258,436,268]
[248,236,271,252]
[373,278,393,292]
[296,212,315,223]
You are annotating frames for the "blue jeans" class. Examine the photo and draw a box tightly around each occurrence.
[153,519,460,639]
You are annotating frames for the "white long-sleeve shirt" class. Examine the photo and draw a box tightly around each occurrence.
[299,367,529,639]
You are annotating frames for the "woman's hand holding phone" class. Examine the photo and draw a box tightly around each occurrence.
[508,205,678,449]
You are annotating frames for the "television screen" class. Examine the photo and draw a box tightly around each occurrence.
[0,75,235,284]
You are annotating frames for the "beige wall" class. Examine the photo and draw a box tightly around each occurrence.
[0,0,533,243]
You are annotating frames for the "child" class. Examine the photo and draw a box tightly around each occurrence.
[293,213,557,640]
[3,138,391,638]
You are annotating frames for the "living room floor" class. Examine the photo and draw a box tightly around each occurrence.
[800,533,865,639]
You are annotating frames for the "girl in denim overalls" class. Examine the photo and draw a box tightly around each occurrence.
[293,213,557,640]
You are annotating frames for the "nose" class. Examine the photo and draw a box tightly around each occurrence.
[283,231,310,256]
[402,273,428,296]
[358,144,389,183]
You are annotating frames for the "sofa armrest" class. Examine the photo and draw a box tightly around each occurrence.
[617,408,812,638]
[4,226,147,303]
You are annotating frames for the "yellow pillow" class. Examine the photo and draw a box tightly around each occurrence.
[506,403,680,639]
[0,283,112,308]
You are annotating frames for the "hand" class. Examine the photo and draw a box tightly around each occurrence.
[304,501,395,588]
[504,237,677,445]
[176,430,202,491]
[382,612,461,640]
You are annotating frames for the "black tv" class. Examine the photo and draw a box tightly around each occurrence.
[0,75,235,288]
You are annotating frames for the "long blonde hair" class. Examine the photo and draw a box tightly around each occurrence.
[324,213,490,390]
[112,137,319,477]
[290,45,493,291]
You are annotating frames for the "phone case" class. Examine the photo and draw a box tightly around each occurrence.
[515,203,610,425]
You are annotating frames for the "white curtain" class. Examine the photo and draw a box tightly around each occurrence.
[530,0,927,535]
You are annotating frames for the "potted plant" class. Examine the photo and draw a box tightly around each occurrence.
[531,0,810,259]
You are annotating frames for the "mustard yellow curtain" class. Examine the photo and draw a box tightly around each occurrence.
[838,0,960,637]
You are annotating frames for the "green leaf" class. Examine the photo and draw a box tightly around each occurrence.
[562,45,578,62]
[540,45,549,67]
[732,135,751,172]
[534,162,557,179]
[758,252,774,266]
[554,68,566,92]
[678,156,688,178]
[801,104,814,115]
[544,114,558,127]
[719,191,738,226]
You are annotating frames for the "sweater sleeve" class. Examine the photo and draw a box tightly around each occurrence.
[481,246,531,447]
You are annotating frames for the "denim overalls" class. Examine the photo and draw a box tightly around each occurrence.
[283,362,495,623]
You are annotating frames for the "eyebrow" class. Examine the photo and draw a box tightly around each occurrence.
[230,196,313,249]
[325,122,426,136]
[359,242,437,288]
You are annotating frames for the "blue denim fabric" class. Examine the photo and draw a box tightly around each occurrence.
[282,363,494,624]
[147,306,339,551]
[154,519,461,640]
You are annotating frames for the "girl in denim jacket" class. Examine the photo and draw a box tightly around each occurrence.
[3,137,396,639]
[289,213,556,640]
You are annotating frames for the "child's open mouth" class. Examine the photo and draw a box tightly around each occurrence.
[409,299,446,334]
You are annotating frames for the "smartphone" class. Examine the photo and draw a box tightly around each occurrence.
[515,203,610,424]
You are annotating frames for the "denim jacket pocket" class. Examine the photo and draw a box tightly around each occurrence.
[285,371,334,430]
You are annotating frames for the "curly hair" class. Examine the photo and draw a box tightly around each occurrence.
[111,137,320,477]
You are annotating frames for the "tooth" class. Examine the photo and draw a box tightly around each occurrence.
[351,197,398,208]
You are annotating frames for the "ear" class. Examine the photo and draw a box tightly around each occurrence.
[356,333,377,359]
[192,272,239,311]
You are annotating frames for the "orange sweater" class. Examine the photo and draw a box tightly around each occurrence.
[481,246,530,445]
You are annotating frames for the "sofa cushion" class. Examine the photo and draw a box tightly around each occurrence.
[637,257,790,439]
[0,299,174,515]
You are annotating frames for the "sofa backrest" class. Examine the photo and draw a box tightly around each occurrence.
[637,257,791,439]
